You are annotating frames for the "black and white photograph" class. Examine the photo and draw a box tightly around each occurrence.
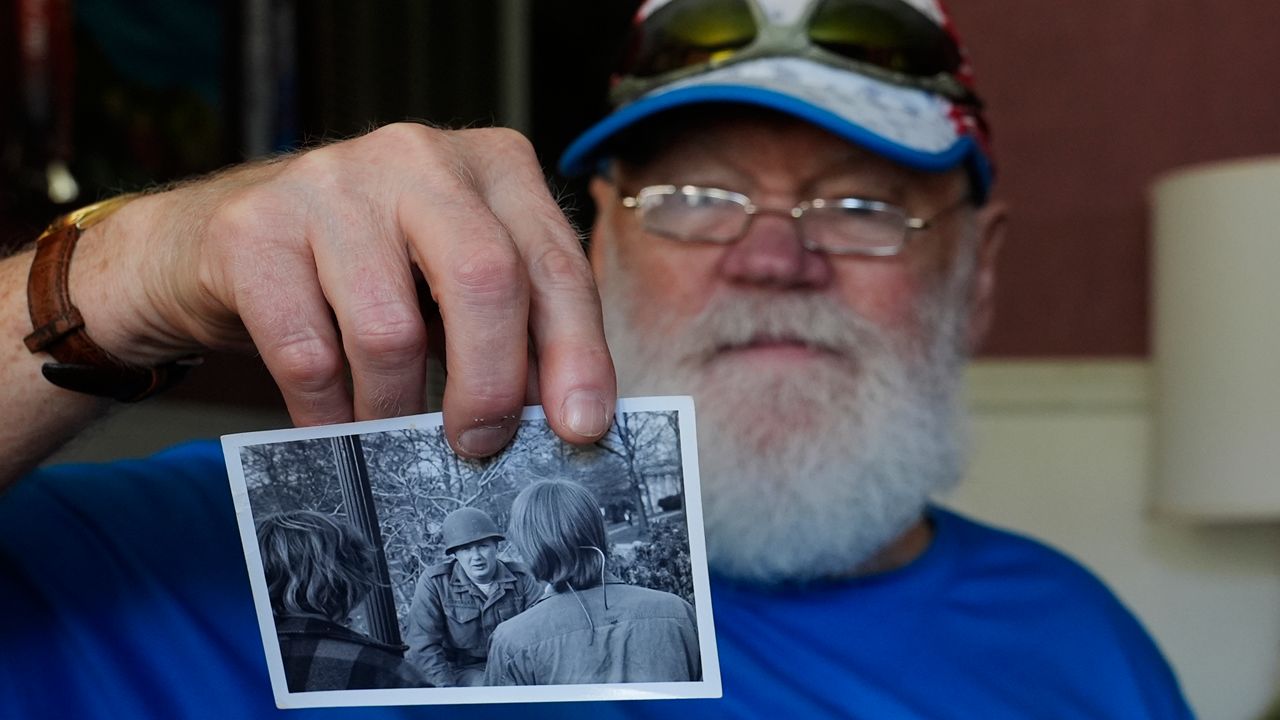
[222,397,719,708]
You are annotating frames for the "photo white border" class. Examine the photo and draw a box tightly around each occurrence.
[222,396,720,708]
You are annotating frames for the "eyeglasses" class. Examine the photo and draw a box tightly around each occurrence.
[614,0,977,106]
[620,184,969,256]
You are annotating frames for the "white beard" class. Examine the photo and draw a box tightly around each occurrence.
[601,250,974,584]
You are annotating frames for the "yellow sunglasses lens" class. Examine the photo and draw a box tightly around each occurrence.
[624,0,758,78]
[808,0,961,76]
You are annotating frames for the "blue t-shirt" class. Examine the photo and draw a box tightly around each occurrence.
[0,441,1192,719]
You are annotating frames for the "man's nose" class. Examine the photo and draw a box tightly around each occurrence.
[717,213,832,288]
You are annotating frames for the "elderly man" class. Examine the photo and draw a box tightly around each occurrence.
[0,0,1191,718]
[404,507,542,687]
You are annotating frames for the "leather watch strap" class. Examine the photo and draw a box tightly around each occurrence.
[23,196,198,402]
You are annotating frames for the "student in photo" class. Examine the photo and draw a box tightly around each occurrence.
[403,507,543,686]
[485,481,700,686]
[257,510,430,692]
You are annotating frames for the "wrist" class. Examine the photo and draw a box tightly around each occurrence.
[27,194,200,401]
[67,193,202,365]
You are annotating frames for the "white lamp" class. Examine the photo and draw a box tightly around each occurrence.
[1151,157,1280,520]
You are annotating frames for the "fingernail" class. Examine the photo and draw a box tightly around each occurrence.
[458,420,515,457]
[562,390,610,439]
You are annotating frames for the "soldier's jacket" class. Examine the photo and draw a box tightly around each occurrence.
[404,558,543,687]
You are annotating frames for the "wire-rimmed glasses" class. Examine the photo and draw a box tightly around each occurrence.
[620,184,969,256]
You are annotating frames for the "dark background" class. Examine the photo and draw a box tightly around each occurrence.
[4,0,1280,410]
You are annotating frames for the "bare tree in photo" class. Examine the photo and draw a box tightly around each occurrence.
[596,410,684,531]
[241,438,346,517]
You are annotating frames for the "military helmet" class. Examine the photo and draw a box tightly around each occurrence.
[441,507,504,555]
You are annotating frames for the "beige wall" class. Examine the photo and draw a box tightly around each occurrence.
[951,361,1280,720]
[51,361,1279,718]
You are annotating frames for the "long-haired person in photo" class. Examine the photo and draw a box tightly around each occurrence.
[484,481,701,686]
[257,510,430,691]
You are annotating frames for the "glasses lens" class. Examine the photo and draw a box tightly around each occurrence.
[808,0,963,77]
[640,188,749,243]
[621,0,758,78]
[804,201,905,253]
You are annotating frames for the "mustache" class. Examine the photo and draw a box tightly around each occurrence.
[674,293,891,365]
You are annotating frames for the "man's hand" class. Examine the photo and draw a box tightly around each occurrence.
[71,123,616,457]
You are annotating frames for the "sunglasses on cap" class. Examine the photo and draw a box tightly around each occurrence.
[613,0,979,107]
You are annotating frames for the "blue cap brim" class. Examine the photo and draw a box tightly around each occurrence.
[559,84,992,202]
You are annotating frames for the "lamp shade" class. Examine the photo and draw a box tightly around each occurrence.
[1151,157,1280,520]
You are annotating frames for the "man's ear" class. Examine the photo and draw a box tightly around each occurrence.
[587,175,618,277]
[588,175,615,208]
[966,199,1009,353]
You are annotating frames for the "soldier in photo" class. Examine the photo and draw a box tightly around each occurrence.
[403,507,544,687]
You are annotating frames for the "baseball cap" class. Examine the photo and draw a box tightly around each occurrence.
[559,0,994,201]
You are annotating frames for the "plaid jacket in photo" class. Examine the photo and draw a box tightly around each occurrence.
[275,615,431,692]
